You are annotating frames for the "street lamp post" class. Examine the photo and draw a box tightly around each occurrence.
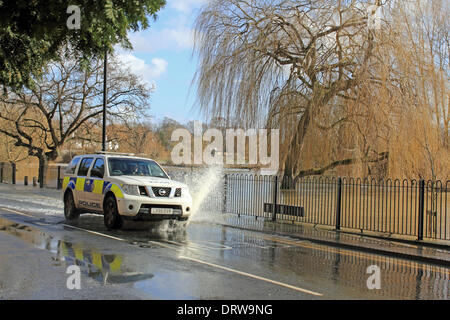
[102,51,108,152]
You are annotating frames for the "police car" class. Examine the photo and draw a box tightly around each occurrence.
[62,152,192,230]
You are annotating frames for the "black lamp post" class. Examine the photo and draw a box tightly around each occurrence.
[102,51,108,152]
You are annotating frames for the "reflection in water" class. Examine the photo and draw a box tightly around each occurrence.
[212,225,449,300]
[0,217,153,285]
[59,241,154,285]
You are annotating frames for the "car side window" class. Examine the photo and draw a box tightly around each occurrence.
[65,157,80,175]
[77,158,93,177]
[91,158,105,179]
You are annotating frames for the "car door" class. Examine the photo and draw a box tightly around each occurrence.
[63,156,81,191]
[75,157,94,209]
[86,157,105,211]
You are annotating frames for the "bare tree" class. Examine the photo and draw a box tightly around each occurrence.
[108,121,167,159]
[193,0,388,182]
[374,0,449,180]
[0,123,29,163]
[0,48,151,187]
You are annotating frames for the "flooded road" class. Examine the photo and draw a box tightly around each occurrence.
[0,202,448,300]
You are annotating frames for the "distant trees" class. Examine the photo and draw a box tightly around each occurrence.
[59,118,182,165]
[156,117,185,152]
[0,48,151,187]
[108,122,170,161]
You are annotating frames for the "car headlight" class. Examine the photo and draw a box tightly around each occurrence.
[121,184,140,196]
[182,188,192,199]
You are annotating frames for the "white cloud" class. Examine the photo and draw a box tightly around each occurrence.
[149,58,169,78]
[127,0,210,54]
[129,27,195,53]
[116,53,168,83]
[170,0,209,14]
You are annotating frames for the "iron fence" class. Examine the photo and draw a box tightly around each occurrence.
[206,174,450,242]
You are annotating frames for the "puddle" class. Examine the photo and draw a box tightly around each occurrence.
[0,216,153,285]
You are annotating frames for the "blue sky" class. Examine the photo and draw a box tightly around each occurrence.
[115,0,209,125]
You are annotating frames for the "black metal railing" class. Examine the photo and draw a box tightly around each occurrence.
[200,174,450,242]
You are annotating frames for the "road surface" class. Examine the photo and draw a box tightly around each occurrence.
[0,184,448,300]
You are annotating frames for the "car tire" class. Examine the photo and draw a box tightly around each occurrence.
[64,191,80,221]
[103,196,123,230]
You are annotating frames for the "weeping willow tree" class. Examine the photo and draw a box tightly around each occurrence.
[193,0,390,182]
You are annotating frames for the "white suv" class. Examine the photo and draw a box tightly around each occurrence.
[62,153,192,229]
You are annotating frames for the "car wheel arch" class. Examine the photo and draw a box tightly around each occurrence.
[64,189,75,203]
[103,191,117,208]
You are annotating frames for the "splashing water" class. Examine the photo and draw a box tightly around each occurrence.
[190,165,225,222]
[169,164,225,225]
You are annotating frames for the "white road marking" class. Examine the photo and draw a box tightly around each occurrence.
[61,224,128,242]
[160,239,233,252]
[0,207,35,218]
[188,240,233,251]
[0,207,128,242]
[160,239,202,252]
[148,240,179,250]
[179,255,323,297]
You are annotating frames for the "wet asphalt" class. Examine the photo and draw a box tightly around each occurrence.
[0,186,448,300]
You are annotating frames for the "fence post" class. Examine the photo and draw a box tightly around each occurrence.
[11,162,16,185]
[417,179,425,241]
[0,162,3,183]
[336,178,342,230]
[222,174,227,214]
[57,166,62,190]
[272,175,278,221]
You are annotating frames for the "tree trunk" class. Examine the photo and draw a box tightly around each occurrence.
[281,108,312,189]
[37,154,48,189]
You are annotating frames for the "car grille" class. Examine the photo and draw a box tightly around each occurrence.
[138,186,149,196]
[151,187,171,197]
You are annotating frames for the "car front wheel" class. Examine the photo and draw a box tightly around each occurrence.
[103,196,123,230]
[64,191,80,221]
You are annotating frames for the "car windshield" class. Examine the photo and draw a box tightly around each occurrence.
[108,158,169,178]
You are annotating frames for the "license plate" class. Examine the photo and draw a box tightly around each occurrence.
[151,208,173,215]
